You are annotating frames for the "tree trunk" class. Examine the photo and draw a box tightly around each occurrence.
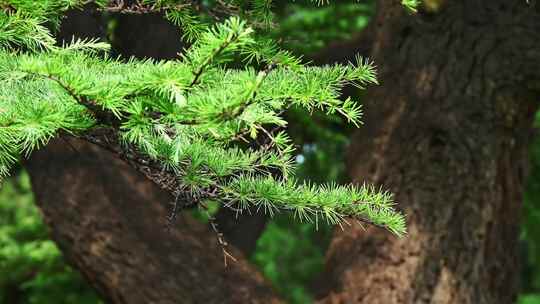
[319,1,540,303]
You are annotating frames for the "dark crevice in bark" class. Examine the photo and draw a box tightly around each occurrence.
[55,5,106,43]
[214,208,269,257]
[111,13,184,60]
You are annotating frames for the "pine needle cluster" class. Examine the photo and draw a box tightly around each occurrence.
[0,0,412,236]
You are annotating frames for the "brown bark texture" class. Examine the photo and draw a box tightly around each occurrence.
[319,1,540,303]
[26,138,280,304]
[22,1,540,304]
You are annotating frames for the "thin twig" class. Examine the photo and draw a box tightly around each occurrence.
[189,34,239,88]
[200,201,237,267]
[166,193,182,232]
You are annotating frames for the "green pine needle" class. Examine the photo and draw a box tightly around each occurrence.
[0,0,407,236]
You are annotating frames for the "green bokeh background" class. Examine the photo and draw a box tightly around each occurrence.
[1,2,539,303]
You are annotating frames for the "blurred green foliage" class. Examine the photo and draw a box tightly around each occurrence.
[252,215,332,304]
[522,295,540,304]
[0,171,101,304]
[270,1,373,55]
[519,114,540,303]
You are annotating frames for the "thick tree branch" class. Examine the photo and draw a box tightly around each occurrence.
[18,9,281,303]
[215,207,269,257]
[25,137,281,304]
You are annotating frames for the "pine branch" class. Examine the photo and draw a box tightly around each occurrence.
[220,63,275,120]
[0,7,408,236]
[187,18,254,87]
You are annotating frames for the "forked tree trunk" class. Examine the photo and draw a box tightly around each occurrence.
[23,1,540,304]
[318,1,540,303]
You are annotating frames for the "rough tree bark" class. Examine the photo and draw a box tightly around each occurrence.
[318,1,540,303]
[23,1,540,304]
[26,138,279,304]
